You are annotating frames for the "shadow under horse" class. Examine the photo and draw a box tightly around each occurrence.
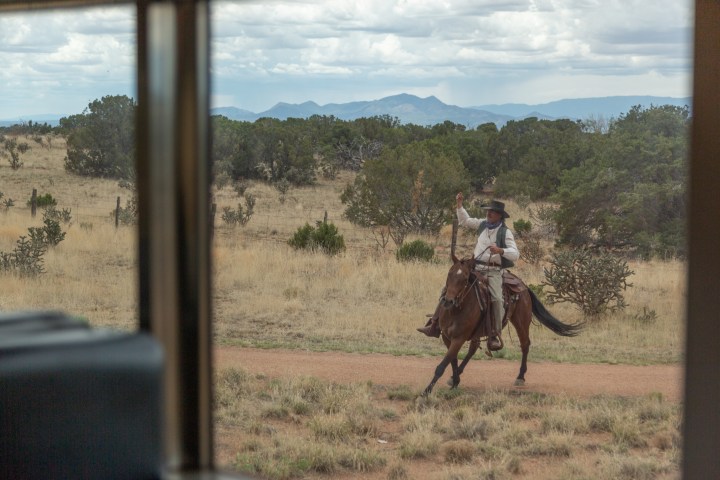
[423,254,583,396]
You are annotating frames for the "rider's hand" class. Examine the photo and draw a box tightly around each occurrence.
[455,192,463,208]
[489,244,504,256]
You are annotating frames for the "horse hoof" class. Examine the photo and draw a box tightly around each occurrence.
[446,377,460,387]
[513,378,526,387]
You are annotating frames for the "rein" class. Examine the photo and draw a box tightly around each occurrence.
[449,267,485,312]
[456,275,478,305]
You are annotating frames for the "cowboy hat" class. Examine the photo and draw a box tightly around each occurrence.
[481,200,510,218]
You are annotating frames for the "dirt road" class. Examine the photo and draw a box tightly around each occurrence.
[216,346,683,402]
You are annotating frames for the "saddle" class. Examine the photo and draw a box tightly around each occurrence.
[469,270,528,342]
[502,270,527,295]
[501,270,527,326]
[471,270,527,303]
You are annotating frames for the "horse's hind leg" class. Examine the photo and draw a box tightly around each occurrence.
[515,340,530,386]
[512,311,532,387]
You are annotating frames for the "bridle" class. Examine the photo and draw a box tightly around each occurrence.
[444,260,485,312]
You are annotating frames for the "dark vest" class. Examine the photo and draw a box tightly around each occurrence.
[478,220,515,268]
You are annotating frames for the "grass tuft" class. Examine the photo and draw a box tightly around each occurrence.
[387,462,409,480]
[399,430,441,459]
[387,384,415,401]
[442,439,475,463]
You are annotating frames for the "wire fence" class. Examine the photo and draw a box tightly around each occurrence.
[213,210,478,259]
[24,200,121,226]
[17,194,476,257]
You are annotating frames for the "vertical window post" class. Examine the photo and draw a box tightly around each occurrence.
[136,0,213,472]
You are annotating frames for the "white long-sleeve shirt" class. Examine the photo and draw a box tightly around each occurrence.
[457,207,520,267]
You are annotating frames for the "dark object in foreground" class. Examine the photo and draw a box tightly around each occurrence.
[0,311,163,480]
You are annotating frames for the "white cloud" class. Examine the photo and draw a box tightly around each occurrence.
[0,0,692,118]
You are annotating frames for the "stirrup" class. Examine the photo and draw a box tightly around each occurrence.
[487,335,503,351]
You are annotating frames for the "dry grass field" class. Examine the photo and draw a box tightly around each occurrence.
[215,367,680,480]
[0,135,685,479]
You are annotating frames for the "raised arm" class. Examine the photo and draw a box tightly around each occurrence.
[455,192,482,229]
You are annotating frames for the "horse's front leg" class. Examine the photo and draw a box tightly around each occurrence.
[423,340,464,396]
[422,356,451,396]
[457,338,480,376]
[447,339,480,388]
[449,357,460,389]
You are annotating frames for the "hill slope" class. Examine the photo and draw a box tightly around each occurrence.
[2,94,691,129]
[211,93,690,128]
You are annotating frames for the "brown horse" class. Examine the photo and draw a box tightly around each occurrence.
[422,254,583,396]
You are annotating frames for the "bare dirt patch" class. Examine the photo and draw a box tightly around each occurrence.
[216,346,683,402]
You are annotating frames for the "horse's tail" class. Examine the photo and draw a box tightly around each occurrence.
[528,289,584,337]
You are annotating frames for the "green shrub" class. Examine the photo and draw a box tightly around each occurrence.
[37,193,57,208]
[0,191,13,211]
[513,218,532,237]
[44,205,72,224]
[111,180,138,225]
[233,178,251,197]
[115,197,138,225]
[396,239,435,263]
[519,234,544,264]
[28,217,66,248]
[27,192,57,208]
[542,249,634,317]
[222,193,255,226]
[26,193,57,208]
[0,236,46,276]
[275,178,291,204]
[288,221,345,256]
[0,213,65,276]
[3,138,25,170]
[527,283,546,301]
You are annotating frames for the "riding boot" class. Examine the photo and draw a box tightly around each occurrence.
[487,300,504,351]
[417,287,445,338]
[417,301,441,337]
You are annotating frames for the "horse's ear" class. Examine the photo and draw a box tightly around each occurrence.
[451,253,460,264]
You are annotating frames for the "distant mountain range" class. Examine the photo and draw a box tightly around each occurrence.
[212,93,691,128]
[1,93,691,129]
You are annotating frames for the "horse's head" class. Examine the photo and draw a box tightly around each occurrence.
[442,253,476,309]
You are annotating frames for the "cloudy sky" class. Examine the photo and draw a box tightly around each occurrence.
[0,0,693,120]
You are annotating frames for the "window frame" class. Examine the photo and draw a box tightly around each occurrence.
[1,0,718,478]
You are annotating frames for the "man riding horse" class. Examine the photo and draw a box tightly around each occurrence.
[417,193,520,351]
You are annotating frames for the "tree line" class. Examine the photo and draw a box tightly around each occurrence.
[25,94,688,259]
